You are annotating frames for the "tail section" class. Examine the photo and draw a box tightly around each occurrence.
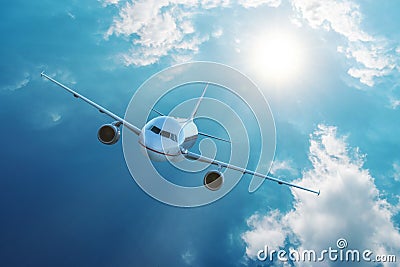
[188,83,208,120]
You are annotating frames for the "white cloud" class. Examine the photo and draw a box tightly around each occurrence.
[343,41,395,87]
[181,249,195,265]
[212,28,223,38]
[104,0,285,66]
[171,53,197,65]
[270,159,298,176]
[238,0,281,8]
[242,210,288,259]
[390,98,400,109]
[103,0,399,77]
[201,0,230,9]
[2,73,30,91]
[242,125,400,266]
[66,11,76,20]
[101,0,120,6]
[180,20,195,34]
[347,43,392,70]
[45,69,76,85]
[120,34,208,66]
[347,67,388,87]
[50,112,62,123]
[292,0,372,42]
[28,109,64,130]
[292,0,398,87]
[392,162,400,182]
[105,0,209,66]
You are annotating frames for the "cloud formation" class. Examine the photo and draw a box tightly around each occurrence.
[270,159,298,176]
[1,73,30,91]
[390,98,400,110]
[242,125,400,266]
[103,0,398,85]
[101,0,120,6]
[104,1,207,66]
[181,249,196,265]
[103,0,282,66]
[392,162,400,182]
[238,0,281,9]
[292,0,398,87]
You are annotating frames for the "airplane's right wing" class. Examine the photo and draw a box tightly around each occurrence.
[180,147,320,195]
[41,72,141,136]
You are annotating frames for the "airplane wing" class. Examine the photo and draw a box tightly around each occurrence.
[198,132,230,143]
[41,72,141,135]
[180,147,320,195]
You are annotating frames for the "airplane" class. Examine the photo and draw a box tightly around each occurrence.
[40,72,320,195]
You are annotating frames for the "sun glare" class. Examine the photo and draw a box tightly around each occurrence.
[248,31,305,84]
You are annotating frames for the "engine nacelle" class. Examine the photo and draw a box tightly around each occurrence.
[97,124,120,145]
[203,170,224,191]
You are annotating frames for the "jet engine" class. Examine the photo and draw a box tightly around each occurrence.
[203,170,223,191]
[97,123,120,145]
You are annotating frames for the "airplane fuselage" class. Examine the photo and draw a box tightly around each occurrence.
[138,116,198,161]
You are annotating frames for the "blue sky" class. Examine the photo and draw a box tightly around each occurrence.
[1,0,400,266]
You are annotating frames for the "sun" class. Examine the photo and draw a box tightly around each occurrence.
[248,31,305,84]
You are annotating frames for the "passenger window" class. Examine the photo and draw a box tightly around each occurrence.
[160,131,170,138]
[171,134,177,142]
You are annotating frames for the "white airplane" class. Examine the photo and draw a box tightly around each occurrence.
[41,72,320,195]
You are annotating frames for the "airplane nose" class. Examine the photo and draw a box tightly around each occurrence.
[139,130,166,161]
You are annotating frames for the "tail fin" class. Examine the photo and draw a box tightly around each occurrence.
[188,83,208,120]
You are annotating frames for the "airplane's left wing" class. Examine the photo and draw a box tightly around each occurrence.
[180,147,320,195]
[41,72,141,135]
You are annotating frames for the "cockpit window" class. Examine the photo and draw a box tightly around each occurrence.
[149,125,177,142]
[150,126,161,134]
